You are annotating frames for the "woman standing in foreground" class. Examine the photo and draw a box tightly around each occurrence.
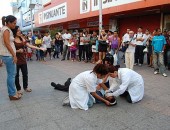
[12,26,45,94]
[0,15,21,100]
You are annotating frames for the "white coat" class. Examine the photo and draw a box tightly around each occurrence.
[112,68,144,103]
[69,71,100,110]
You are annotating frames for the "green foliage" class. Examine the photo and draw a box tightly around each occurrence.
[49,29,59,39]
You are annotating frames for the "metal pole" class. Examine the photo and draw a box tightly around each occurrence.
[99,0,102,34]
[30,8,33,36]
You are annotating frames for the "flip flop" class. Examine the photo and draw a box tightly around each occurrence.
[24,88,32,92]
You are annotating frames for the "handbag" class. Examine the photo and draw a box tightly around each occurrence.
[113,53,118,66]
[121,37,134,52]
[121,43,129,52]
[143,47,148,53]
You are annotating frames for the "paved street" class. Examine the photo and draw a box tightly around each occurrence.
[0,57,170,130]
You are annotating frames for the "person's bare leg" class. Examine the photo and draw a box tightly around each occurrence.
[103,52,106,60]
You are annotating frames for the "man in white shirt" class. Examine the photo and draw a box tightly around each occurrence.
[121,29,130,61]
[61,29,72,61]
[134,27,144,66]
[123,29,130,43]
[106,67,144,104]
[125,31,136,70]
[43,32,52,60]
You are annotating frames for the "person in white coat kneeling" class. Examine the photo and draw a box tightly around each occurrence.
[69,64,114,110]
[106,66,144,103]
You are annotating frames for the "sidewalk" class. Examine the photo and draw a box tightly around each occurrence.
[0,59,170,130]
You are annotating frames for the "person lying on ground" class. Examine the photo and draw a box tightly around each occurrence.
[62,64,117,110]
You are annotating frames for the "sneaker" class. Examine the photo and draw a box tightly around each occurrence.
[154,71,159,75]
[162,73,167,77]
[134,63,138,66]
[138,64,142,67]
[62,96,70,106]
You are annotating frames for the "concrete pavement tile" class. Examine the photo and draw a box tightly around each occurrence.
[75,103,120,122]
[13,96,38,108]
[0,109,21,123]
[105,107,147,128]
[79,125,95,130]
[22,110,51,128]
[147,112,170,129]
[120,102,156,118]
[158,94,170,106]
[46,105,76,121]
[0,102,17,113]
[28,121,61,130]
[130,118,163,130]
[0,118,26,130]
[55,115,88,130]
[141,99,167,114]
[89,117,128,130]
[17,104,43,117]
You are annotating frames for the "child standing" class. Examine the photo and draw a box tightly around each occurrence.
[27,47,32,61]
[69,35,77,61]
[35,35,42,61]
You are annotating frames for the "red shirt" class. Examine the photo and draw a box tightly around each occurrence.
[14,41,27,65]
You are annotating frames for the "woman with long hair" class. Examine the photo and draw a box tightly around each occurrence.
[0,15,20,100]
[97,29,108,64]
[12,26,44,94]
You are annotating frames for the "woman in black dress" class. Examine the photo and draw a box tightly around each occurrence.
[97,29,108,63]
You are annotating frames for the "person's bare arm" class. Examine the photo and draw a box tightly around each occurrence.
[26,42,45,51]
[118,37,121,49]
[3,30,16,57]
[3,30,17,63]
[90,92,111,106]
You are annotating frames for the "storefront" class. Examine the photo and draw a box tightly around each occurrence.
[34,0,170,34]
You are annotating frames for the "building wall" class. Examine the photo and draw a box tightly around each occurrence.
[13,0,43,32]
[119,13,161,36]
[34,0,170,28]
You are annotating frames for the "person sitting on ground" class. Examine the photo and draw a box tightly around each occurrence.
[62,64,117,110]
[101,66,144,103]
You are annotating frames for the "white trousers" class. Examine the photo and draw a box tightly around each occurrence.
[125,52,134,70]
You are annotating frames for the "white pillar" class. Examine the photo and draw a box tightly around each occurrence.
[30,8,33,36]
[99,0,102,34]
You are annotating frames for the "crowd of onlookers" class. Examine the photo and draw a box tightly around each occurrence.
[21,27,170,77]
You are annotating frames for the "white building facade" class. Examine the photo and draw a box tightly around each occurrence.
[11,0,43,33]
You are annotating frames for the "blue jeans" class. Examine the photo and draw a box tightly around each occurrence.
[2,56,16,96]
[87,94,94,108]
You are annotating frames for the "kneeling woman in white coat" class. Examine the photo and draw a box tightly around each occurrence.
[69,64,112,110]
[106,66,144,103]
